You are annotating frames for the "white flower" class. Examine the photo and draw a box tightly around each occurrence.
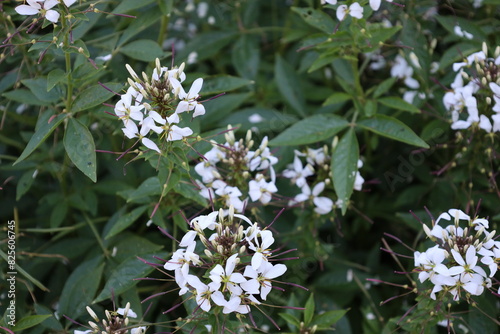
[116,307,137,318]
[292,182,333,215]
[241,262,287,300]
[171,78,206,117]
[209,254,247,294]
[283,156,314,187]
[166,125,193,142]
[121,121,161,153]
[248,230,275,271]
[322,0,337,4]
[248,177,277,204]
[130,327,147,334]
[369,0,381,10]
[454,25,473,39]
[336,2,363,21]
[249,113,264,123]
[186,275,220,312]
[16,0,60,23]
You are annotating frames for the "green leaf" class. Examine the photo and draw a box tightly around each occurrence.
[357,115,429,148]
[378,97,420,114]
[63,118,97,182]
[105,205,149,239]
[323,92,352,106]
[312,309,349,328]
[12,315,53,331]
[126,177,162,203]
[178,31,237,62]
[158,0,174,15]
[174,181,207,206]
[202,76,254,95]
[119,39,164,62]
[47,69,66,92]
[372,77,397,98]
[275,54,306,117]
[304,293,315,326]
[364,99,377,117]
[278,313,301,328]
[291,7,335,33]
[117,7,162,46]
[58,257,104,319]
[14,112,67,165]
[16,170,36,201]
[220,107,298,133]
[93,252,168,303]
[269,114,348,146]
[21,78,62,102]
[332,128,359,215]
[112,0,155,13]
[72,82,122,113]
[232,35,260,80]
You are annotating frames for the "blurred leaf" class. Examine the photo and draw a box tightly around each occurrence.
[174,181,207,206]
[64,118,97,182]
[278,313,301,328]
[202,76,253,95]
[372,77,397,98]
[117,7,162,46]
[312,309,349,328]
[275,54,306,117]
[0,250,49,291]
[12,315,52,331]
[232,35,260,80]
[14,113,67,166]
[93,252,168,303]
[269,114,348,146]
[16,170,36,201]
[112,0,155,13]
[5,89,45,113]
[364,99,377,117]
[72,83,123,113]
[357,115,429,148]
[304,293,315,326]
[378,97,420,113]
[47,69,66,92]
[58,257,104,319]
[126,177,162,203]
[178,31,237,62]
[105,205,149,239]
[291,7,335,33]
[323,92,352,106]
[158,0,174,15]
[332,128,359,215]
[119,39,164,62]
[22,78,62,103]
[220,107,298,132]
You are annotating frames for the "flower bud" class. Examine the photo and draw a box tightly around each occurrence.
[86,306,99,322]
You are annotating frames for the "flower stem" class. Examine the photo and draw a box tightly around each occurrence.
[61,18,73,112]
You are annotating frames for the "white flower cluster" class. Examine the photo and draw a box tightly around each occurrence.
[115,59,205,153]
[163,209,287,315]
[444,45,500,133]
[195,127,278,213]
[15,0,77,23]
[390,54,425,104]
[284,147,364,215]
[322,0,394,21]
[74,303,146,334]
[414,209,499,302]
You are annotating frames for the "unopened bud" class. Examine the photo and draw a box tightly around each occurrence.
[482,42,488,56]
[86,306,99,322]
[204,249,213,258]
[332,136,339,150]
[78,47,84,54]
[246,130,252,143]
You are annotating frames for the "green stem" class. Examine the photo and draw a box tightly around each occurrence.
[157,15,169,48]
[83,213,110,258]
[61,18,73,112]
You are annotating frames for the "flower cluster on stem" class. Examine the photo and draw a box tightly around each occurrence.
[72,302,147,334]
[114,58,205,154]
[415,208,499,302]
[15,0,77,24]
[194,126,278,213]
[162,208,299,323]
[444,43,500,133]
[284,146,364,215]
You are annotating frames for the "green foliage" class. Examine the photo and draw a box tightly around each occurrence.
[2,0,500,333]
